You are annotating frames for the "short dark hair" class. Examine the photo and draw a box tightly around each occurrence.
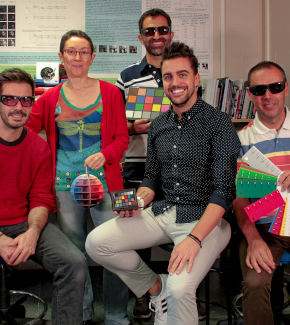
[248,61,287,85]
[139,8,171,33]
[161,41,198,75]
[59,30,94,53]
[0,68,34,96]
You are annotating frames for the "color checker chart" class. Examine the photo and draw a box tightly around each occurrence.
[110,189,139,211]
[126,87,171,120]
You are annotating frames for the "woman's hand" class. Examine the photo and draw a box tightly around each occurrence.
[84,152,106,170]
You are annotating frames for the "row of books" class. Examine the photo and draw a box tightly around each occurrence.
[199,78,255,120]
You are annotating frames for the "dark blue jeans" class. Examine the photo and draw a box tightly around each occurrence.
[1,221,87,325]
[56,190,130,325]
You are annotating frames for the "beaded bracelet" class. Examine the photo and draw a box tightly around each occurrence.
[187,234,202,248]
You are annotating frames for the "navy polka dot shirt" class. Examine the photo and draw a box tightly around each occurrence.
[140,98,241,223]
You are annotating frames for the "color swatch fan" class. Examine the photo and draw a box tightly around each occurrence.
[236,164,278,198]
[237,146,290,235]
[70,167,104,207]
[126,87,171,120]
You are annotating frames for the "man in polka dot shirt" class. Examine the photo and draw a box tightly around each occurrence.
[86,42,241,325]
[234,61,290,325]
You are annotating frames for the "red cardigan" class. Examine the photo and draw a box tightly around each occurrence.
[26,81,129,201]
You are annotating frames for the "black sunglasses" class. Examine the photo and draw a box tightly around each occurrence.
[141,26,171,37]
[0,95,35,107]
[249,82,286,96]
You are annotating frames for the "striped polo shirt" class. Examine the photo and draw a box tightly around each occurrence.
[237,106,290,223]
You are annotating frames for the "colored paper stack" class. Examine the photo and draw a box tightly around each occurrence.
[237,146,290,236]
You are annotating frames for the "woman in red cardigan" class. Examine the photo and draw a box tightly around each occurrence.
[26,30,129,325]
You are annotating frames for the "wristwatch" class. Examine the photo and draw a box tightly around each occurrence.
[137,196,144,208]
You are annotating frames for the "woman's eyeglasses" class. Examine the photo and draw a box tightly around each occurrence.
[63,49,92,59]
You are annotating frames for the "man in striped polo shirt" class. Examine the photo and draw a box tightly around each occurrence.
[116,8,174,190]
[234,61,290,325]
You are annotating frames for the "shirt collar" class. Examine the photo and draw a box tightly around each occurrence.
[282,106,290,129]
[254,106,290,134]
[139,55,162,74]
[0,126,27,146]
[139,56,149,72]
[169,98,203,121]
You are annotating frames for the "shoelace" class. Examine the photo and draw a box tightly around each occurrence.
[149,301,158,312]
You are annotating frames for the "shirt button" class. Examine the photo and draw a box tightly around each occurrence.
[176,183,179,186]
[163,208,166,211]
[149,65,151,68]
[174,164,177,168]
[176,197,180,201]
[173,145,177,148]
[178,125,181,129]
[188,116,191,119]
[153,71,156,74]
[157,79,160,82]
[167,205,170,208]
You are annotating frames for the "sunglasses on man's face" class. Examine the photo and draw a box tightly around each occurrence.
[249,82,286,96]
[0,95,35,107]
[140,26,171,37]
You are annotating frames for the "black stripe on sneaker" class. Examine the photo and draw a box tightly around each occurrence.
[161,300,167,313]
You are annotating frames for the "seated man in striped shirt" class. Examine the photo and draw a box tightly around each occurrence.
[234,61,290,325]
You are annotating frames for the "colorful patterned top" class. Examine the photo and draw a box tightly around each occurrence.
[55,86,107,191]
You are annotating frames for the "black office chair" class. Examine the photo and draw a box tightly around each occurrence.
[0,258,47,325]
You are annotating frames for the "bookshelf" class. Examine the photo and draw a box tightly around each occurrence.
[199,78,254,121]
[232,119,252,123]
[232,119,253,131]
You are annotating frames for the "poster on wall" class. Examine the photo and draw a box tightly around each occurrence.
[85,0,142,77]
[0,0,84,72]
[86,0,213,78]
[0,0,213,79]
[143,0,213,78]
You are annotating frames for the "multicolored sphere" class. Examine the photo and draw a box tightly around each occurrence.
[70,173,104,207]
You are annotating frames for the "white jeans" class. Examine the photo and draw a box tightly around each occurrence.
[86,206,231,325]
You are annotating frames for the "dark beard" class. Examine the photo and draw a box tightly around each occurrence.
[144,37,168,56]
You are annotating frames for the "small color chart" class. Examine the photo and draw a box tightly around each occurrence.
[110,188,139,211]
[126,87,171,120]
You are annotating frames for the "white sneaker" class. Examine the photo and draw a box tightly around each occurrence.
[149,274,168,325]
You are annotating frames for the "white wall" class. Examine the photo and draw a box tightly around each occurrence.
[224,0,263,82]
[269,0,290,107]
